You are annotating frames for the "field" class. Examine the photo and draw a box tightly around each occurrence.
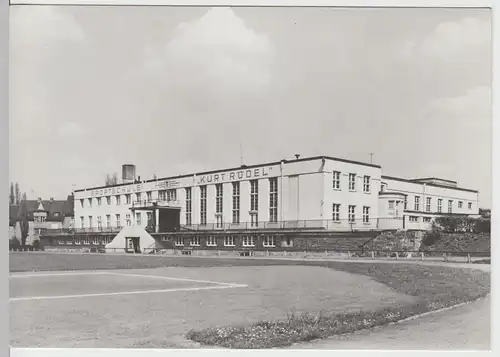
[9,252,491,349]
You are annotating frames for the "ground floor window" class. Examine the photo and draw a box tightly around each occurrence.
[74,239,81,245]
[190,236,200,246]
[362,206,370,224]
[409,216,419,222]
[175,236,184,246]
[83,237,90,245]
[242,235,255,247]
[224,236,235,247]
[57,240,65,245]
[206,236,217,247]
[92,238,99,245]
[423,217,432,223]
[263,235,276,247]
[348,205,356,223]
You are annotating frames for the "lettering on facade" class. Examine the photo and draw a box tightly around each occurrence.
[197,167,273,185]
[87,180,180,198]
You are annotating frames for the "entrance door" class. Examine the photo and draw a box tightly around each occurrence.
[126,237,140,253]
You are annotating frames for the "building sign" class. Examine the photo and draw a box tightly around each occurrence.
[87,180,180,198]
[196,166,276,185]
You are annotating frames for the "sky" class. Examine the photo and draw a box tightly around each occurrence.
[9,6,492,207]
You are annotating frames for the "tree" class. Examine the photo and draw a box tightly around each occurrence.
[9,182,14,205]
[15,182,20,205]
[17,192,30,246]
[105,173,118,185]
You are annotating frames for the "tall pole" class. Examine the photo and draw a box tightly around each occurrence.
[369,153,374,164]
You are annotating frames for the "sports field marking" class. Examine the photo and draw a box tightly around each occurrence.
[103,271,243,286]
[9,283,248,302]
[9,272,110,278]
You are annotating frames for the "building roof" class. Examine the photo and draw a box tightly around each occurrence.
[75,155,381,192]
[9,195,74,225]
[381,175,478,193]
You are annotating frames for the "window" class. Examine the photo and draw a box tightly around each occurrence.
[106,196,111,206]
[116,214,121,228]
[349,173,356,191]
[126,194,131,204]
[363,206,370,224]
[438,199,443,213]
[135,193,141,203]
[332,203,340,221]
[175,236,184,246]
[116,195,121,205]
[185,187,192,225]
[167,189,177,201]
[74,238,81,245]
[83,237,90,245]
[423,217,432,223]
[242,235,255,247]
[92,237,99,245]
[88,216,93,228]
[200,186,207,225]
[458,201,463,209]
[206,236,217,247]
[414,196,420,211]
[224,236,235,247]
[80,199,84,208]
[146,212,152,226]
[159,190,166,201]
[388,200,394,210]
[126,214,131,226]
[363,176,370,193]
[146,191,152,202]
[348,205,355,223]
[332,171,341,190]
[409,216,419,222]
[80,216,84,228]
[250,180,259,226]
[263,235,276,247]
[426,197,431,212]
[232,182,240,224]
[190,236,200,246]
[269,178,278,223]
[136,212,141,226]
[88,198,92,207]
[448,200,453,214]
[106,215,111,228]
[97,197,102,206]
[215,184,223,228]
[97,216,102,228]
[468,202,472,210]
[404,195,407,210]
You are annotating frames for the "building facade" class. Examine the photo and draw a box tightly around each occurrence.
[72,156,480,234]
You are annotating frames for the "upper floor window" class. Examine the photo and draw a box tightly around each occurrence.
[333,171,341,190]
[363,176,370,193]
[348,173,356,191]
[414,196,420,211]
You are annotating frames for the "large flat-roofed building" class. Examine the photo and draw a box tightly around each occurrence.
[72,155,480,234]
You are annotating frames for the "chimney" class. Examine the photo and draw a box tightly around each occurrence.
[50,197,54,201]
[295,154,300,160]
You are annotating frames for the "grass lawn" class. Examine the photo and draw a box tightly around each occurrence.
[9,252,490,348]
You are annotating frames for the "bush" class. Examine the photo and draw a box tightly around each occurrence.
[475,219,490,233]
[421,230,442,247]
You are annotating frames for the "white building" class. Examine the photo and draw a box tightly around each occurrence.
[73,156,480,233]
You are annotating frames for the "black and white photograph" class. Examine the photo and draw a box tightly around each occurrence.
[7,3,493,353]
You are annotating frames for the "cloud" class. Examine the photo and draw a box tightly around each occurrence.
[402,17,490,60]
[10,7,85,48]
[57,121,84,137]
[143,7,274,97]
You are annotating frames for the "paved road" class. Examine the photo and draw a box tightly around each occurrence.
[293,263,491,351]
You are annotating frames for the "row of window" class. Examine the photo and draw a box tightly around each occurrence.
[332,204,371,223]
[57,237,113,245]
[80,212,152,228]
[333,172,371,193]
[408,216,433,223]
[173,235,277,248]
[397,196,472,214]
[80,189,177,208]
